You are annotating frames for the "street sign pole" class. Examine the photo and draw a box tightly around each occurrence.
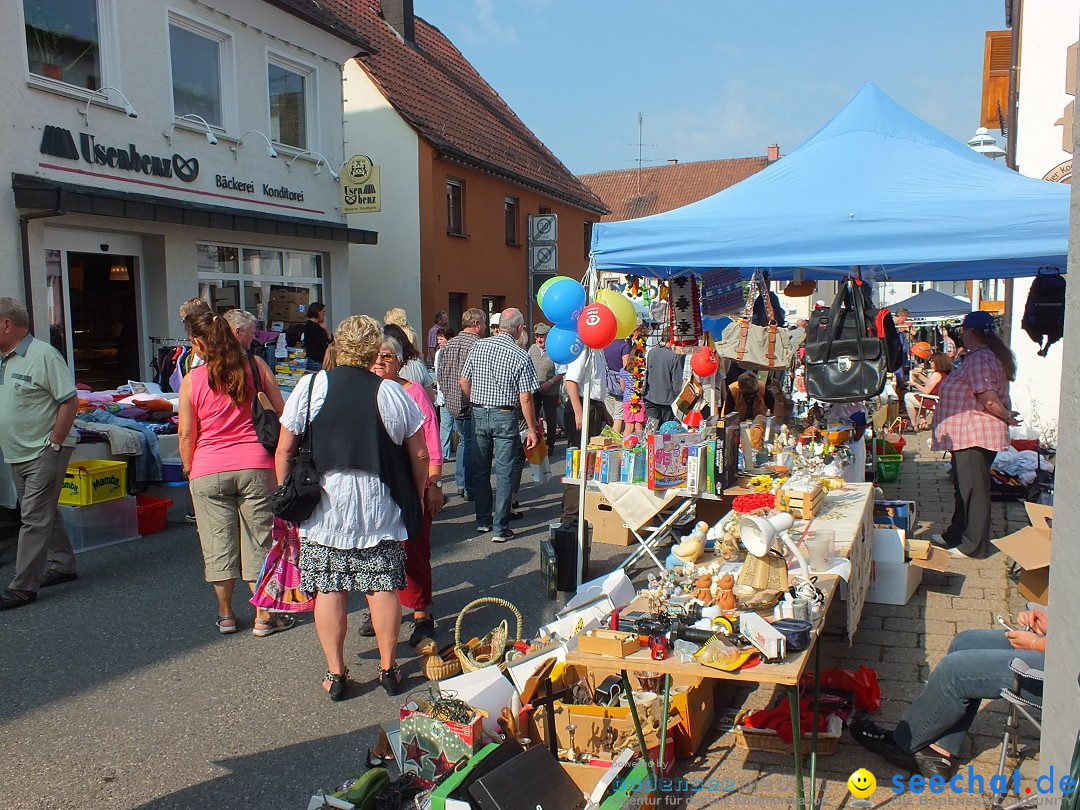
[528,213,558,333]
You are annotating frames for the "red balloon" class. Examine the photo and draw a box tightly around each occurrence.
[577,303,618,349]
[691,346,720,378]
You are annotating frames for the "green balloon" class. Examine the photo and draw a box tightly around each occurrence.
[537,275,572,308]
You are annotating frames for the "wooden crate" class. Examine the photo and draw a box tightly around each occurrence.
[777,484,824,520]
[577,629,639,658]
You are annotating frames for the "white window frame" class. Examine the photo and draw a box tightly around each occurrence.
[165,9,236,133]
[266,48,318,152]
[196,242,326,325]
[23,0,121,102]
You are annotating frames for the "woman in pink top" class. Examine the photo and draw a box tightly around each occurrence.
[178,311,293,637]
[366,332,444,645]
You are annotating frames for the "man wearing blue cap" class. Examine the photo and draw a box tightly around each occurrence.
[928,311,1020,559]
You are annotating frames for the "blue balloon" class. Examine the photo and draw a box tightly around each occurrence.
[711,316,733,340]
[541,279,586,326]
[546,326,585,365]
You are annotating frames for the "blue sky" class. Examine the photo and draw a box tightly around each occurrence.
[414,1,1008,175]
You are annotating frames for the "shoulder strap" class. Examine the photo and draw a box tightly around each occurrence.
[249,356,263,395]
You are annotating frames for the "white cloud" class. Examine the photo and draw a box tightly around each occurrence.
[452,0,518,46]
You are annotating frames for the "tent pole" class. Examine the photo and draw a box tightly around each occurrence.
[576,261,599,589]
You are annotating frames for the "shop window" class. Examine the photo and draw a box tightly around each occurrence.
[268,58,310,149]
[197,243,323,329]
[504,196,519,244]
[45,250,68,359]
[169,16,227,127]
[447,179,464,235]
[24,0,101,90]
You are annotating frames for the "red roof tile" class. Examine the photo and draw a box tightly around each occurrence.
[260,0,369,47]
[323,1,608,214]
[580,157,772,222]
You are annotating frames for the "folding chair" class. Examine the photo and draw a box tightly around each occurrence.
[990,658,1044,810]
[913,394,939,431]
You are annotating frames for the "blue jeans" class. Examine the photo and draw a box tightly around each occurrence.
[453,415,473,496]
[893,630,1044,756]
[439,406,455,462]
[471,407,518,535]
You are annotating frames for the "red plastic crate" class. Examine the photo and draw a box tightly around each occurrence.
[136,495,173,535]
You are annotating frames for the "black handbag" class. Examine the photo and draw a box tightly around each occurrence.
[804,279,893,402]
[271,374,321,523]
[249,357,280,454]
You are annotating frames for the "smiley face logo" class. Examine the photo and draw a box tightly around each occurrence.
[848,768,876,798]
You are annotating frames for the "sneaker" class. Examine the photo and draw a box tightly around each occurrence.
[929,533,957,550]
[508,510,524,521]
[184,512,198,524]
[476,525,492,534]
[409,617,436,647]
[492,529,515,544]
[357,611,375,637]
[848,717,918,773]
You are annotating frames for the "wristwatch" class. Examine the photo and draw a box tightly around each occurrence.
[430,480,443,489]
[48,441,61,452]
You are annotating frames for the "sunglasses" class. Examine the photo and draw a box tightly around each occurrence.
[377,352,398,362]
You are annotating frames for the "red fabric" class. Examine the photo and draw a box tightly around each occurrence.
[931,347,1011,453]
[800,666,882,712]
[398,508,433,611]
[742,697,830,743]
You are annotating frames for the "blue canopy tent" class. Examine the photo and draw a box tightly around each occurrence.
[589,83,1069,282]
[889,288,971,319]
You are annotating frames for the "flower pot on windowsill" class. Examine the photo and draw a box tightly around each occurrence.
[32,62,63,80]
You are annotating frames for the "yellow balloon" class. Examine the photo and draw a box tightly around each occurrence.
[597,289,638,339]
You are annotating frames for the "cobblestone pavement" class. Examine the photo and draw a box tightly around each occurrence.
[0,438,1039,809]
[674,435,1036,809]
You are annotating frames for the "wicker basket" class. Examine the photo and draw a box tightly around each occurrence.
[417,638,462,681]
[732,710,842,755]
[454,597,523,673]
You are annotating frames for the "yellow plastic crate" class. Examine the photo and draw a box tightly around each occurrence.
[58,459,128,506]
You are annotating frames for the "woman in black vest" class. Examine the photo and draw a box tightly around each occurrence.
[276,315,429,700]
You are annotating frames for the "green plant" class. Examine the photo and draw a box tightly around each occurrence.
[24,3,95,75]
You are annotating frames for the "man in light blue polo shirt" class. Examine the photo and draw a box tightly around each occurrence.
[0,297,80,609]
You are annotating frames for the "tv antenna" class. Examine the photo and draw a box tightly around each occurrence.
[626,112,659,190]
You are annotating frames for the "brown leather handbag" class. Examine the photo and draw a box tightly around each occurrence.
[716,273,794,371]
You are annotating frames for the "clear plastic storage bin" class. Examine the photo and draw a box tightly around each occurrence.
[60,495,141,552]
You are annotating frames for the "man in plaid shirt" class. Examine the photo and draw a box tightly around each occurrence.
[436,308,486,500]
[461,308,540,542]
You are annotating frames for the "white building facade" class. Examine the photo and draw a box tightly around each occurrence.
[5,0,372,387]
[1008,2,1077,436]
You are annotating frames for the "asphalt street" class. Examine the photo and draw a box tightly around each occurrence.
[0,459,632,810]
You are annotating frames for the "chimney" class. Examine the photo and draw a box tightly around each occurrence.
[383,0,415,43]
[667,158,678,165]
[767,143,780,162]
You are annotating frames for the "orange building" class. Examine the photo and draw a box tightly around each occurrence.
[328,1,607,332]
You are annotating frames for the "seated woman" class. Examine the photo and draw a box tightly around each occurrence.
[904,352,953,431]
[723,371,785,423]
[850,608,1047,778]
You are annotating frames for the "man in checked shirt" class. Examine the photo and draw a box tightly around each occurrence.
[460,308,540,542]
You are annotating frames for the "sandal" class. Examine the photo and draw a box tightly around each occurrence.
[378,664,403,696]
[253,614,295,637]
[216,615,237,634]
[324,667,349,701]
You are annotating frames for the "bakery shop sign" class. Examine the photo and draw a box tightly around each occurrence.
[40,125,199,183]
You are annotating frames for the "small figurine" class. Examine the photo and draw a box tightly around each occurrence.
[694,573,713,606]
[717,574,737,611]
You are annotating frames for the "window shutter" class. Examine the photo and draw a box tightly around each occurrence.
[982,30,1011,129]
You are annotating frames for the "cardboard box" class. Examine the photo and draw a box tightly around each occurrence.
[561,759,655,808]
[619,449,646,483]
[866,528,950,605]
[585,489,634,546]
[598,450,621,484]
[993,502,1052,605]
[646,432,700,490]
[685,444,708,495]
[874,499,918,532]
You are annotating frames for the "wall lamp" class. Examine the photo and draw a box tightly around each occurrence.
[232,130,278,159]
[286,150,339,180]
[164,114,219,145]
[79,86,138,124]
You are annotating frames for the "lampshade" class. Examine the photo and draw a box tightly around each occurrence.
[739,512,795,558]
[109,261,129,282]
